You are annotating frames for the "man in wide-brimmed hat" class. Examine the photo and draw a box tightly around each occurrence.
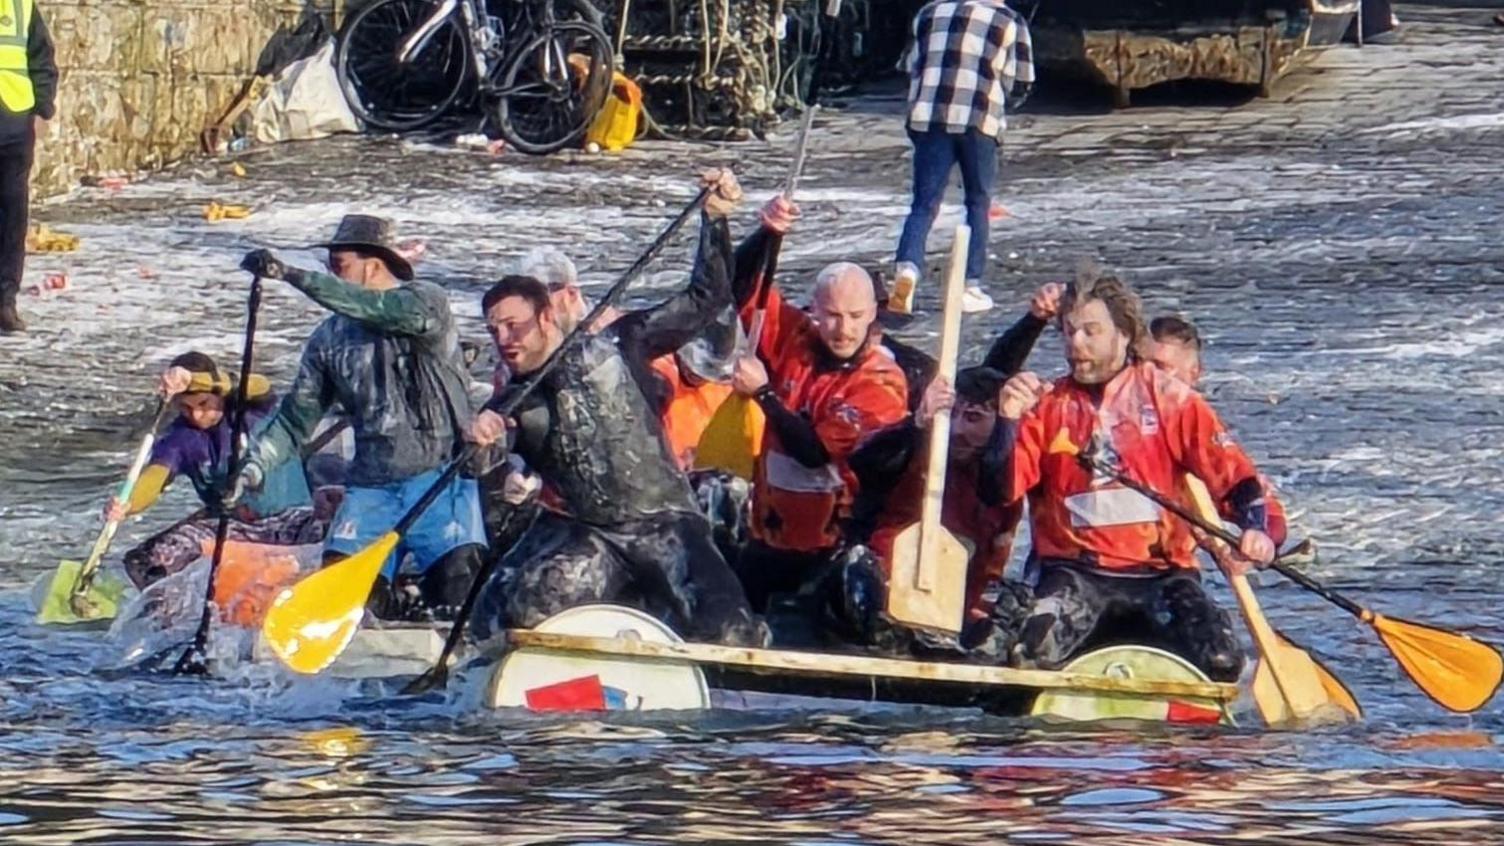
[236,214,484,621]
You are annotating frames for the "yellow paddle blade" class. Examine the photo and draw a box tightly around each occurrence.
[32,561,127,625]
[1372,613,1504,713]
[260,533,396,674]
[694,394,765,480]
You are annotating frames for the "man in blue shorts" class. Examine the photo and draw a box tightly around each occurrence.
[237,214,483,620]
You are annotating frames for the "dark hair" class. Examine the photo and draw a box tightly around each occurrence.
[170,351,219,378]
[955,366,1005,407]
[1059,261,1148,356]
[1150,315,1202,351]
[482,274,552,317]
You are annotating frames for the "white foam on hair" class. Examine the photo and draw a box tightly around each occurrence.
[515,247,579,289]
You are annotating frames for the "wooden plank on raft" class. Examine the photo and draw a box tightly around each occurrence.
[506,630,1241,702]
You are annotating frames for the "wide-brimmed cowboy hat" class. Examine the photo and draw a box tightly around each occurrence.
[313,214,414,281]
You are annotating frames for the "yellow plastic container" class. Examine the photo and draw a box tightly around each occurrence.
[586,72,643,152]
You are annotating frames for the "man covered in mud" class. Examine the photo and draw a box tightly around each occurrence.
[995,269,1282,682]
[107,353,322,589]
[467,169,765,647]
[509,246,738,471]
[726,197,909,618]
[235,214,484,621]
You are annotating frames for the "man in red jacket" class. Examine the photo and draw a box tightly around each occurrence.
[996,271,1281,681]
[729,198,909,613]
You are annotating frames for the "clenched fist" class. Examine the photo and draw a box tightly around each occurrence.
[999,371,1048,420]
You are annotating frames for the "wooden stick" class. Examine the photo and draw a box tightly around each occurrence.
[914,224,968,591]
[507,630,1240,702]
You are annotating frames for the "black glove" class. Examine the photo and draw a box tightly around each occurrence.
[240,248,286,281]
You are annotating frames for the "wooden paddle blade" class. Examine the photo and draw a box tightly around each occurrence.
[260,532,396,674]
[694,394,765,480]
[1251,631,1362,726]
[886,521,968,633]
[1372,613,1504,713]
[1300,635,1363,719]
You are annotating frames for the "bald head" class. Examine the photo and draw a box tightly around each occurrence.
[811,261,878,360]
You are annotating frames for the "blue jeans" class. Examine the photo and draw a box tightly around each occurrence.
[895,127,998,284]
[324,467,486,580]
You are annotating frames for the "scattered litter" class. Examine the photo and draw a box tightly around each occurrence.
[231,162,248,178]
[25,273,68,296]
[989,201,1012,222]
[456,134,505,155]
[204,201,252,222]
[138,265,158,280]
[26,224,79,253]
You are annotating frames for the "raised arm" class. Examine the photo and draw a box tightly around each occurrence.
[613,212,734,360]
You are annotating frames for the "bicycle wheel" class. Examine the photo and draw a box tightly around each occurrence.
[337,0,473,132]
[493,21,614,155]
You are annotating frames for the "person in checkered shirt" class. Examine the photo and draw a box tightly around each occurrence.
[890,0,1034,315]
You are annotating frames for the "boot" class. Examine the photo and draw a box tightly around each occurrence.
[0,293,22,334]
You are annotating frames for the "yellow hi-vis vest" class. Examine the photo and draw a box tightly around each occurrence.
[0,0,34,113]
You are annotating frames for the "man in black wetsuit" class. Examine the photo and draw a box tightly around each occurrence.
[467,170,765,647]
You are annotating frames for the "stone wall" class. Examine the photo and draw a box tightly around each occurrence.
[33,0,337,198]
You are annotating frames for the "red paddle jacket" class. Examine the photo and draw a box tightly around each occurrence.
[748,286,909,552]
[1000,361,1282,572]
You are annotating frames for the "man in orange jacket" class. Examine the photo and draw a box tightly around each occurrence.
[728,197,909,614]
[996,270,1281,681]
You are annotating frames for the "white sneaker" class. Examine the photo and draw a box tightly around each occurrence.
[961,284,994,314]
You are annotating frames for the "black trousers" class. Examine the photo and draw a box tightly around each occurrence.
[474,510,765,646]
[0,129,32,304]
[1015,564,1245,682]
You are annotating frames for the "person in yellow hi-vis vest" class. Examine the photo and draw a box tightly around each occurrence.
[0,0,57,334]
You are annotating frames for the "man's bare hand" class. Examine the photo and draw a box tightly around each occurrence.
[999,371,1048,420]
[701,168,743,219]
[917,375,955,429]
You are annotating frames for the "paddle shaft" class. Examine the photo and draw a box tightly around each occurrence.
[914,224,968,590]
[72,399,169,599]
[746,1,834,344]
[1185,475,1312,721]
[175,275,263,674]
[1094,460,1368,619]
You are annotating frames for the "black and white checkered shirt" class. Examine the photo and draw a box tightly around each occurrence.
[906,0,1035,139]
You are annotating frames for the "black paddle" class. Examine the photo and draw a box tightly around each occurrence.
[174,275,264,675]
[401,184,715,695]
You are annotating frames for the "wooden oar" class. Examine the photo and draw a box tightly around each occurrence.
[265,186,714,677]
[886,224,970,634]
[174,276,265,675]
[507,629,1239,702]
[1091,457,1503,714]
[35,399,169,625]
[1184,475,1359,726]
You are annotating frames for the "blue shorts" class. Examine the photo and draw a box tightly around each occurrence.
[324,468,486,580]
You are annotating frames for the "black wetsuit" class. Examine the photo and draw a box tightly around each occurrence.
[471,214,763,646]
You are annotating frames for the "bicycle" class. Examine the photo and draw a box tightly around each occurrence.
[336,0,615,154]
